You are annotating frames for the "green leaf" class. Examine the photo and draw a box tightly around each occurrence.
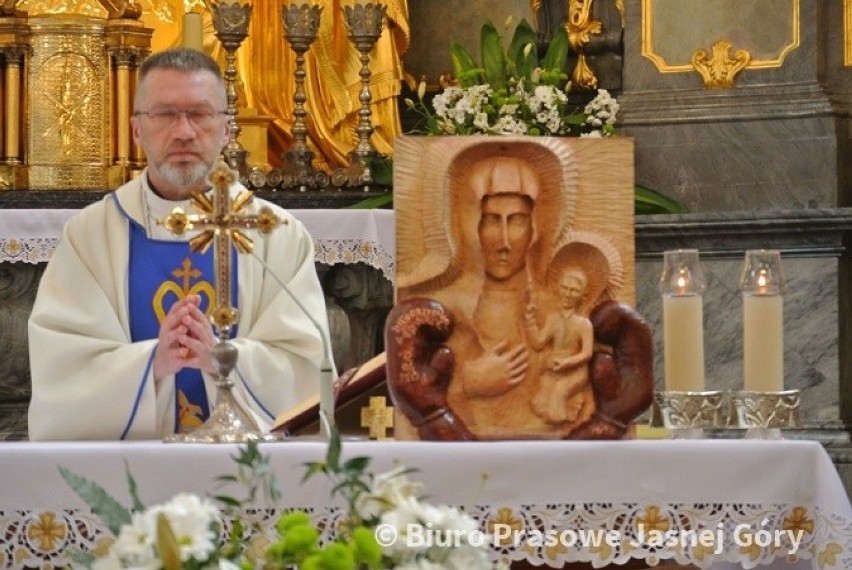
[448,41,479,87]
[541,26,570,82]
[301,461,327,484]
[365,155,393,186]
[342,456,371,473]
[480,20,507,90]
[635,184,688,215]
[65,548,97,567]
[124,460,145,512]
[59,466,131,536]
[212,495,242,508]
[507,18,538,82]
[326,428,342,472]
[344,194,393,209]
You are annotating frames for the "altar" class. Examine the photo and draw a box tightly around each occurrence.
[0,439,849,569]
[3,207,852,492]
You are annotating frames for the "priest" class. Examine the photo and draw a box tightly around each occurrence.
[27,48,330,440]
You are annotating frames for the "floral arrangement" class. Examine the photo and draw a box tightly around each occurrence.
[60,433,494,570]
[357,17,685,214]
[405,18,619,138]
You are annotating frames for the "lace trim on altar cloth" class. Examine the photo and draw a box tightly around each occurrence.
[0,237,395,282]
[312,238,394,282]
[3,503,851,569]
[0,238,59,264]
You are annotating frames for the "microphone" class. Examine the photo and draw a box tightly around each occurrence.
[249,250,336,439]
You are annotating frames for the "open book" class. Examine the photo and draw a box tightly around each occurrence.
[270,352,388,435]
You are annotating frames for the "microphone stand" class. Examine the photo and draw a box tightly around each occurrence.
[250,251,336,438]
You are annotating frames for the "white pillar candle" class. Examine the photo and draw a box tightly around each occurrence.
[743,294,784,392]
[183,13,203,52]
[663,294,706,392]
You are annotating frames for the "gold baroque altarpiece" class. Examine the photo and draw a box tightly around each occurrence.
[0,2,151,190]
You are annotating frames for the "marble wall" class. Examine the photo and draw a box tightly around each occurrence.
[611,0,852,493]
[621,1,843,211]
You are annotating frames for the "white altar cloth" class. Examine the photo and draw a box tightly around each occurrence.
[0,208,396,281]
[0,439,850,569]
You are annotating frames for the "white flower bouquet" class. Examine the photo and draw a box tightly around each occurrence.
[60,433,495,570]
[407,18,618,138]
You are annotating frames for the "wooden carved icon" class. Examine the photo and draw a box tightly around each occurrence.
[388,135,652,440]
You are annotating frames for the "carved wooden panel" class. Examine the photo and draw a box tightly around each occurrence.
[392,135,642,440]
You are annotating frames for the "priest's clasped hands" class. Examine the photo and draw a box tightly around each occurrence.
[152,294,218,383]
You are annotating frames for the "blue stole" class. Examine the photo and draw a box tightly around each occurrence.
[126,217,238,433]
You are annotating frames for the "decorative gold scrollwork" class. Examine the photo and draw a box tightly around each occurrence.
[566,0,603,89]
[690,40,752,89]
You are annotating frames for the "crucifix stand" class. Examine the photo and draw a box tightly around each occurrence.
[161,161,285,443]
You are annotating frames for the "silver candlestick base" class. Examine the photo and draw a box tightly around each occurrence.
[729,389,801,440]
[650,390,726,439]
[164,341,284,443]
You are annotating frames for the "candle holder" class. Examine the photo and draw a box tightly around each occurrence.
[280,2,328,191]
[737,249,791,439]
[657,250,713,438]
[343,1,385,161]
[211,1,253,177]
[729,389,801,439]
[650,390,726,439]
[342,1,387,187]
[740,249,785,391]
[660,249,707,392]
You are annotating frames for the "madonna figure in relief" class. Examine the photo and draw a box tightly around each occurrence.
[388,136,650,441]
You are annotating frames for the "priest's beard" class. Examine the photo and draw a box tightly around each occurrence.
[157,160,214,190]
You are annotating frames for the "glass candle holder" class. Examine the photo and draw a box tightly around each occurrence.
[739,249,785,393]
[660,249,707,393]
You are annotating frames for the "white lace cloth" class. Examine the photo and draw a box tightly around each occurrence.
[0,208,396,282]
[0,439,849,569]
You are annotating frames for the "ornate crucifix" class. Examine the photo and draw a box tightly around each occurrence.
[161,161,284,340]
[160,161,285,442]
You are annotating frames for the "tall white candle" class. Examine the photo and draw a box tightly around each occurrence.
[743,294,784,392]
[663,294,706,392]
[183,13,203,52]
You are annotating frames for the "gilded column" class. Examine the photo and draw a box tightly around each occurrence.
[130,49,146,169]
[3,46,25,165]
[111,47,133,167]
[104,14,152,185]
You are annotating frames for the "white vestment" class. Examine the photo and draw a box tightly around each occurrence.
[27,173,329,440]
